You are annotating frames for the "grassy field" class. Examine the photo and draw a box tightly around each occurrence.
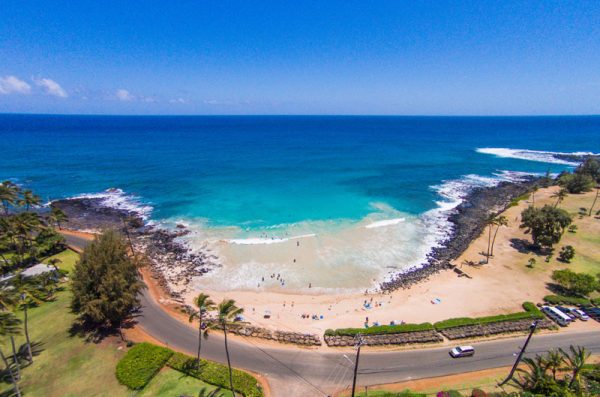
[1,250,230,397]
[42,249,80,273]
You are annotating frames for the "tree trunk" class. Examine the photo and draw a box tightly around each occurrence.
[0,347,21,397]
[486,225,492,263]
[10,336,20,380]
[223,323,235,397]
[490,225,501,257]
[569,368,579,388]
[24,304,33,363]
[196,313,202,369]
[589,189,599,216]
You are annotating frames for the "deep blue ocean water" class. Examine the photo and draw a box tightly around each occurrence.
[1,114,599,231]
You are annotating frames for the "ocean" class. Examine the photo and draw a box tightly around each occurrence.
[1,115,599,291]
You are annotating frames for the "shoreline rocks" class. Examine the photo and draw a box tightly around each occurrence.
[380,177,543,292]
[324,330,442,347]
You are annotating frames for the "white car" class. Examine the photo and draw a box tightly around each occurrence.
[450,345,475,358]
[572,309,590,321]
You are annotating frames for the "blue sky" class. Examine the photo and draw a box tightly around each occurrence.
[1,1,600,115]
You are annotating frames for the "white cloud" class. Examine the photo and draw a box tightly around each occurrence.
[116,89,134,101]
[34,77,68,97]
[0,75,31,95]
[169,98,187,104]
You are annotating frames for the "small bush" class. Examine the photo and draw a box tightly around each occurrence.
[116,342,174,389]
[509,193,530,207]
[471,389,488,397]
[568,224,578,233]
[590,297,600,306]
[434,302,543,330]
[167,352,263,397]
[543,295,590,306]
[325,322,433,336]
[558,245,575,263]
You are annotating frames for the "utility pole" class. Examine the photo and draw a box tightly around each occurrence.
[499,320,539,386]
[351,333,365,397]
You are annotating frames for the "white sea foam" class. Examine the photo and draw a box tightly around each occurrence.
[364,218,406,229]
[68,188,153,220]
[476,147,597,166]
[227,233,316,245]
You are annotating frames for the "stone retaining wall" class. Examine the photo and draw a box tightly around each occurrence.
[324,330,442,347]
[226,324,322,346]
[439,318,556,340]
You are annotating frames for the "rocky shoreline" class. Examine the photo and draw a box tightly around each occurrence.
[51,194,221,299]
[379,176,543,292]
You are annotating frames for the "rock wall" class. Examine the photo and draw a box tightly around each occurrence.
[225,324,322,346]
[324,330,442,347]
[439,318,556,340]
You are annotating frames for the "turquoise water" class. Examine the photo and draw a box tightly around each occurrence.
[2,115,598,289]
[2,115,598,228]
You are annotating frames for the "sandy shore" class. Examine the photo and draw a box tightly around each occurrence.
[185,186,600,334]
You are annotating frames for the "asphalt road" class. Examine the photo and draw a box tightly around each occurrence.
[65,234,600,396]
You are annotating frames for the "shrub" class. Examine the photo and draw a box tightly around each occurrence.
[324,322,433,336]
[551,269,599,297]
[590,297,600,307]
[543,295,590,306]
[167,352,263,397]
[434,302,542,330]
[558,245,575,263]
[471,389,488,397]
[559,172,595,193]
[437,391,463,397]
[116,343,174,389]
[509,193,530,207]
[568,224,578,233]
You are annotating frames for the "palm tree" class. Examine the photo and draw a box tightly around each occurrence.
[560,345,590,388]
[18,189,41,211]
[0,181,19,215]
[489,215,508,257]
[589,186,599,216]
[485,214,496,263]
[212,299,244,396]
[0,312,23,397]
[551,188,568,208]
[11,212,42,264]
[514,355,548,392]
[47,206,68,230]
[531,185,539,207]
[0,286,22,379]
[544,349,563,381]
[14,276,46,364]
[188,293,216,369]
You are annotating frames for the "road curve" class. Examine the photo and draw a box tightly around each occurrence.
[66,234,600,397]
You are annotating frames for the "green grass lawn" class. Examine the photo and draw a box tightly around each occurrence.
[42,249,79,273]
[138,367,232,397]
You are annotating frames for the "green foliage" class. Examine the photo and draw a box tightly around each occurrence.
[575,157,600,183]
[434,302,542,330]
[591,297,600,306]
[437,391,463,397]
[509,192,531,207]
[324,322,433,336]
[527,258,536,268]
[567,224,578,233]
[558,245,576,263]
[34,227,66,256]
[559,172,595,194]
[167,352,263,397]
[71,229,142,329]
[543,295,590,306]
[551,269,599,297]
[115,342,173,390]
[520,205,572,248]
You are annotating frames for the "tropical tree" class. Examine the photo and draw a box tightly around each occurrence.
[551,188,568,208]
[0,181,19,215]
[558,245,576,263]
[13,275,48,364]
[531,185,539,207]
[589,187,599,216]
[211,299,244,396]
[47,206,68,230]
[71,230,142,337]
[545,349,564,381]
[485,214,495,263]
[0,312,23,397]
[489,215,508,257]
[520,205,572,249]
[551,269,598,297]
[560,345,590,388]
[18,189,41,211]
[188,293,216,369]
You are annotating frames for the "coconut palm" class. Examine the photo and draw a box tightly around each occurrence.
[514,355,548,392]
[47,206,68,230]
[0,312,22,397]
[0,286,22,379]
[485,214,496,263]
[531,185,539,207]
[0,181,19,215]
[13,276,46,364]
[560,345,590,388]
[589,186,599,216]
[18,189,41,211]
[544,349,563,381]
[489,215,508,257]
[188,293,216,368]
[212,299,244,396]
[551,188,568,208]
[11,212,43,263]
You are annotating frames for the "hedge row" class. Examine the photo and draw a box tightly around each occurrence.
[543,294,591,306]
[434,302,543,330]
[167,352,263,397]
[324,322,434,337]
[115,343,174,389]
